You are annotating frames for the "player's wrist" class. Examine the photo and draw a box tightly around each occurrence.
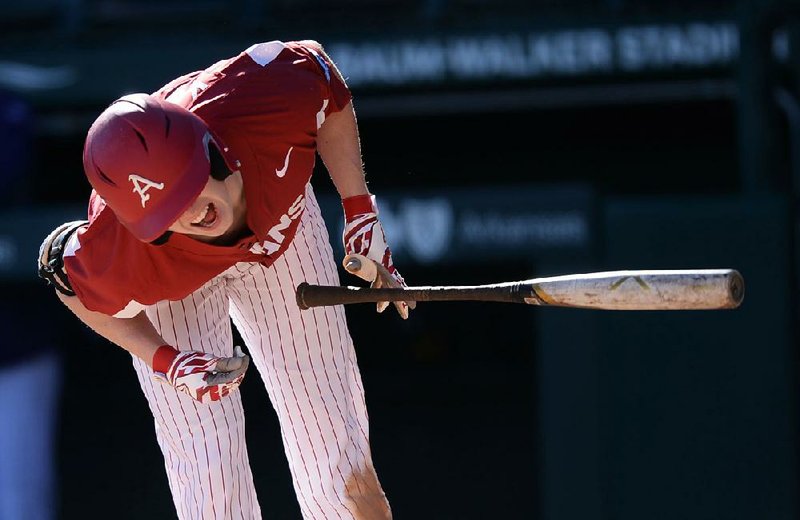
[152,345,180,374]
[342,193,376,219]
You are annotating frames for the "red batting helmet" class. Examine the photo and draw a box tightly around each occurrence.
[83,93,212,242]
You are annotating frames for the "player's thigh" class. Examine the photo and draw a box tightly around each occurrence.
[225,203,377,512]
[226,187,354,373]
[135,272,245,443]
[129,277,256,520]
[145,273,235,357]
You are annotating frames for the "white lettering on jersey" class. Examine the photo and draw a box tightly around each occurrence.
[267,214,293,245]
[250,194,306,255]
[128,175,165,208]
[245,41,286,67]
[316,99,329,129]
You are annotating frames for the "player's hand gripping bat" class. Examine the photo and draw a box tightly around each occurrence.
[296,257,744,311]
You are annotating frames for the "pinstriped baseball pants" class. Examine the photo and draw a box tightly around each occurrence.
[131,187,391,519]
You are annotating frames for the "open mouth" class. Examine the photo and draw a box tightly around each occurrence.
[190,203,218,228]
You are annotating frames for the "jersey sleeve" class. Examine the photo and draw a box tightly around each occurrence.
[241,40,352,117]
[288,40,353,113]
[63,203,149,317]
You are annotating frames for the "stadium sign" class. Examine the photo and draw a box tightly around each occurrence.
[328,21,757,88]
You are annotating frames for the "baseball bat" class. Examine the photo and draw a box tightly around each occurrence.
[296,268,744,311]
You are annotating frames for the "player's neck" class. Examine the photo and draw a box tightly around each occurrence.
[222,190,250,242]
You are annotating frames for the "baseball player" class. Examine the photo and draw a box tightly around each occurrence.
[37,40,415,519]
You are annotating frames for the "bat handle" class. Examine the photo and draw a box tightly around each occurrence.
[296,281,531,309]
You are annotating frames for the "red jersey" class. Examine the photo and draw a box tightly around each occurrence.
[64,40,352,316]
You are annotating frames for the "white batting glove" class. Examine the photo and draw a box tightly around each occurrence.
[152,345,250,403]
[342,194,416,319]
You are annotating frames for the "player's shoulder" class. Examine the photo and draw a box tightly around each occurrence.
[241,40,289,67]
[79,192,140,250]
[242,40,328,67]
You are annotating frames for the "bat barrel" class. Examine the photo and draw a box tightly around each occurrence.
[526,268,745,310]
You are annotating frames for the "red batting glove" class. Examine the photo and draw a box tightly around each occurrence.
[342,194,415,318]
[152,345,250,403]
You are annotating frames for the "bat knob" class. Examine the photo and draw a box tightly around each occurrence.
[296,282,310,310]
[343,254,378,283]
[345,257,362,272]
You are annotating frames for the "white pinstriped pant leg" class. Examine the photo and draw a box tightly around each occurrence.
[226,188,391,520]
[131,273,262,520]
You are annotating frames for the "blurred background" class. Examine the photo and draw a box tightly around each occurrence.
[1,0,799,518]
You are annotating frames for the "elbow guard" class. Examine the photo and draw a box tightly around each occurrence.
[38,220,87,297]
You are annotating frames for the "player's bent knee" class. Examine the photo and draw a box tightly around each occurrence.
[300,466,391,520]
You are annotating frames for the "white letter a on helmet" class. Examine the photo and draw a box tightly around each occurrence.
[129,174,165,208]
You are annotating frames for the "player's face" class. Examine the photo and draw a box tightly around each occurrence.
[167,170,246,242]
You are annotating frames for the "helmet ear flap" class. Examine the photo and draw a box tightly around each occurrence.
[209,142,232,181]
